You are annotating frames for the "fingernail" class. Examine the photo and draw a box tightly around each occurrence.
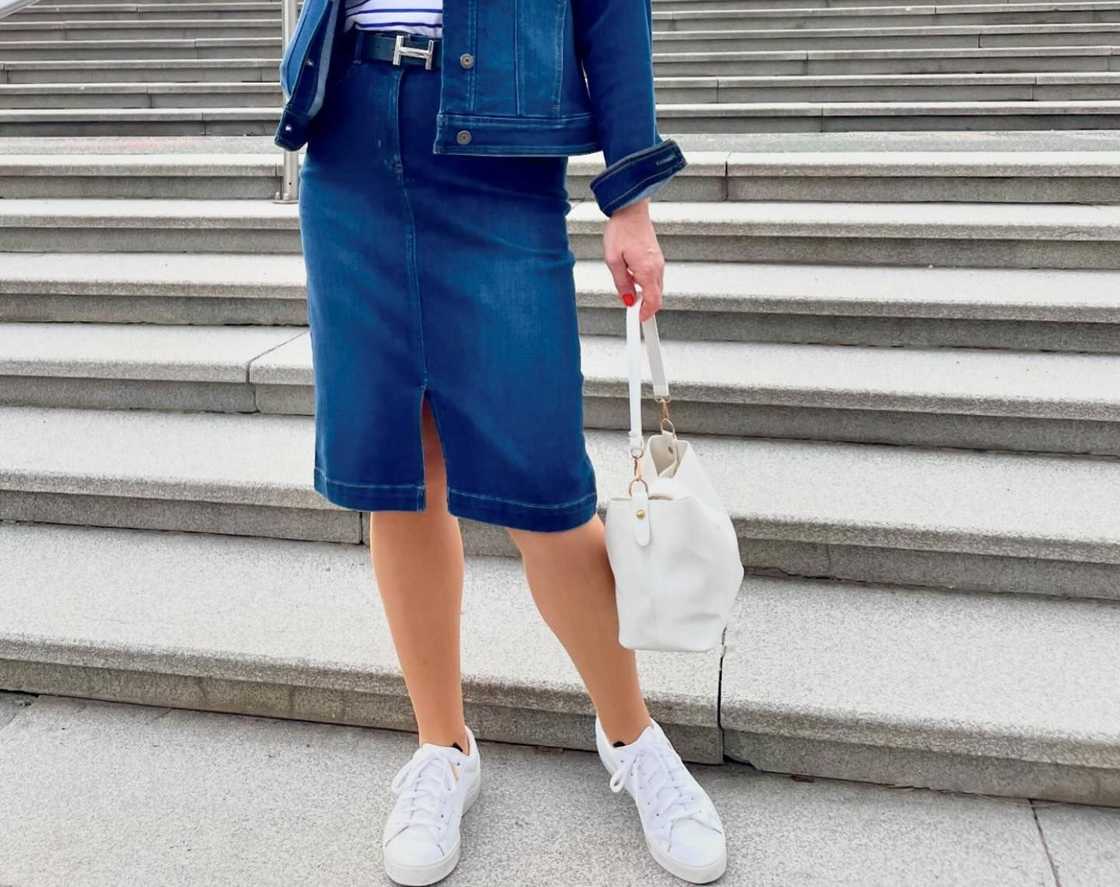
[620,292,637,307]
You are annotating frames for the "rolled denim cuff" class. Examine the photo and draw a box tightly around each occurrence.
[589,138,687,217]
[274,105,311,151]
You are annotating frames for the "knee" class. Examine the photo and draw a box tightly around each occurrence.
[507,515,598,560]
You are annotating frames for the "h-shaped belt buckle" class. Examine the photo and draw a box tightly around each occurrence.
[392,33,436,70]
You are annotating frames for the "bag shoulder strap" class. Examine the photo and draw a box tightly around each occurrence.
[626,301,670,455]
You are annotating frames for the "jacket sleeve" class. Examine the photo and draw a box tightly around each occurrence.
[571,0,687,217]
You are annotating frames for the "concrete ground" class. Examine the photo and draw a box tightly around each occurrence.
[1,692,1117,887]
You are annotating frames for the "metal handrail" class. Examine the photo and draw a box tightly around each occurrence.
[274,0,300,202]
[0,0,39,20]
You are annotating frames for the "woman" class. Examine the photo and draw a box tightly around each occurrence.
[275,0,727,883]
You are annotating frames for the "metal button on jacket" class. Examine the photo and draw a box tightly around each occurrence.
[458,52,474,69]
[456,130,472,145]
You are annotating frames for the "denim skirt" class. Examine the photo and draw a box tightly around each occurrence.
[297,30,599,532]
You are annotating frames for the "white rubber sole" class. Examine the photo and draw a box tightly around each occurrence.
[383,770,481,887]
[647,833,727,884]
[597,734,727,885]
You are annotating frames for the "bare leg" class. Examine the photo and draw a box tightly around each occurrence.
[369,394,470,754]
[508,516,652,746]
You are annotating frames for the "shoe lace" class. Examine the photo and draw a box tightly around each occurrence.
[388,748,457,842]
[609,741,705,831]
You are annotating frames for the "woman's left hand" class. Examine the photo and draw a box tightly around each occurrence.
[602,198,664,323]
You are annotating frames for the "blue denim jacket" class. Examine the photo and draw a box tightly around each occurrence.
[274,0,688,216]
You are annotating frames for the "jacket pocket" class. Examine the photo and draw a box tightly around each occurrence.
[516,0,567,113]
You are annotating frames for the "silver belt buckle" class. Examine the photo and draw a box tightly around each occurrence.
[392,33,435,70]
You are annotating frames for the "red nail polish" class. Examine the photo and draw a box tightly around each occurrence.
[620,291,637,307]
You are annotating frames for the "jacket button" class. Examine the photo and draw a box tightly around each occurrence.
[456,129,472,145]
[459,52,474,69]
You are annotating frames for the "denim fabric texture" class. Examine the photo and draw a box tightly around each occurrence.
[297,37,600,532]
[276,0,688,216]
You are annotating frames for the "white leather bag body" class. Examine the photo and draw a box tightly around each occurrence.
[604,300,744,652]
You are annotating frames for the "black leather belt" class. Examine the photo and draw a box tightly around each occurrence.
[340,28,442,70]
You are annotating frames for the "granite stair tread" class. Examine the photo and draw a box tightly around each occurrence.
[1,405,1118,564]
[721,572,1120,803]
[4,196,1120,237]
[3,253,1120,321]
[8,321,1120,421]
[0,522,720,756]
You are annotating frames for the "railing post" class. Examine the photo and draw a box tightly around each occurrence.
[273,0,301,203]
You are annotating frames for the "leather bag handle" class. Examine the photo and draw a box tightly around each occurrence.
[625,298,670,456]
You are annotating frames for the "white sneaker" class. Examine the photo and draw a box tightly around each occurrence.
[382,726,481,886]
[595,716,727,884]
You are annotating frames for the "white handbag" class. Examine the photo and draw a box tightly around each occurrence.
[604,299,744,653]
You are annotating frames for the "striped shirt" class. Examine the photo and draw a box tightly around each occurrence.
[342,0,443,37]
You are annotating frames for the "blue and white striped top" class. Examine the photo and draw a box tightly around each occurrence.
[342,0,443,37]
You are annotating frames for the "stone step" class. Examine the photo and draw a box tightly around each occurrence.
[653,44,1120,74]
[7,322,1120,456]
[653,22,1120,52]
[13,3,1120,35]
[6,99,1120,137]
[0,523,721,764]
[0,58,279,84]
[6,72,1120,109]
[0,18,279,42]
[656,71,1120,102]
[3,694,1111,886]
[9,3,1120,34]
[5,142,1119,203]
[569,199,1120,269]
[3,523,1120,808]
[14,0,275,5]
[722,573,1120,805]
[654,98,1120,132]
[721,145,1120,201]
[652,1,1120,30]
[0,30,1105,68]
[654,0,1120,8]
[12,1,280,21]
[6,128,1117,153]
[0,80,280,109]
[5,197,1120,271]
[1,405,1117,598]
[0,146,706,202]
[0,36,280,61]
[668,126,1120,148]
[3,253,1119,353]
[0,250,312,325]
[3,22,1120,62]
[1,45,1113,81]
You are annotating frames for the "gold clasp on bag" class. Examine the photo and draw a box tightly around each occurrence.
[628,444,649,497]
[658,396,675,435]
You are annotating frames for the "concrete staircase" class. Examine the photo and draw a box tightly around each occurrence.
[6,0,1120,131]
[1,0,1120,865]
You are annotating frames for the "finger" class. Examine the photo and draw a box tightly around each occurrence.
[634,264,663,323]
[606,251,637,306]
